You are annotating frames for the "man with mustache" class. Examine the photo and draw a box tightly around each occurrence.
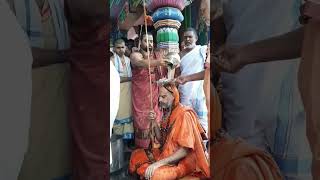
[130,31,167,149]
[129,83,209,180]
[177,28,209,136]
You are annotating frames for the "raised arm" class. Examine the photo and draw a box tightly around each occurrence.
[175,71,205,85]
[130,52,166,68]
[215,28,304,73]
[240,27,303,64]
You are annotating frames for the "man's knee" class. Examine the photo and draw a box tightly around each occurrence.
[129,149,145,173]
[151,167,177,180]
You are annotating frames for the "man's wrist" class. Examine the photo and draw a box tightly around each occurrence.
[157,160,167,166]
[184,75,191,83]
[238,46,253,65]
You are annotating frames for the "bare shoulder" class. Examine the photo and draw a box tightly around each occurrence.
[130,52,143,60]
[130,52,144,67]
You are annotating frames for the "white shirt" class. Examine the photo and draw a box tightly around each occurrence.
[109,61,120,164]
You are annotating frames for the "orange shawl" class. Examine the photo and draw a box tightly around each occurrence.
[210,136,283,180]
[129,103,210,179]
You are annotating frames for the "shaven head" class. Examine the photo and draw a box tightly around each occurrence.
[113,38,126,57]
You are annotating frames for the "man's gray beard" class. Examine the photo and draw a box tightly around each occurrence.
[162,105,173,119]
[185,44,196,49]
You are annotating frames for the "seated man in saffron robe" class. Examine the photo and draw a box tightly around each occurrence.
[129,83,210,180]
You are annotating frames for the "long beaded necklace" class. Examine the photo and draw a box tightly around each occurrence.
[159,107,174,147]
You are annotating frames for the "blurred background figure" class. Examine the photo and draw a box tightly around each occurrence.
[0,1,32,179]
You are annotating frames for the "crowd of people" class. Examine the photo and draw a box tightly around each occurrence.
[1,0,319,179]
[110,27,211,179]
[111,1,320,180]
[1,0,107,179]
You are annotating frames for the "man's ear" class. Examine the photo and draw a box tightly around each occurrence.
[195,34,199,41]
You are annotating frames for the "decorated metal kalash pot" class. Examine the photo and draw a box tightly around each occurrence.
[146,0,193,81]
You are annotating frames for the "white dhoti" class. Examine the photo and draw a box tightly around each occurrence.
[179,45,208,134]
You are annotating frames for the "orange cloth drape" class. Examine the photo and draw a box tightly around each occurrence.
[210,137,283,180]
[130,104,209,179]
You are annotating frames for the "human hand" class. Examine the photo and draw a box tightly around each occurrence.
[157,48,167,58]
[299,2,311,25]
[145,162,163,180]
[214,46,246,73]
[175,76,188,85]
[160,58,169,67]
[148,110,156,122]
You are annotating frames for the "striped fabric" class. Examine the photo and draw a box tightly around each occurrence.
[272,63,312,180]
[113,54,132,78]
[154,19,181,29]
[147,0,186,11]
[14,0,42,47]
[152,7,184,22]
[13,0,69,49]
